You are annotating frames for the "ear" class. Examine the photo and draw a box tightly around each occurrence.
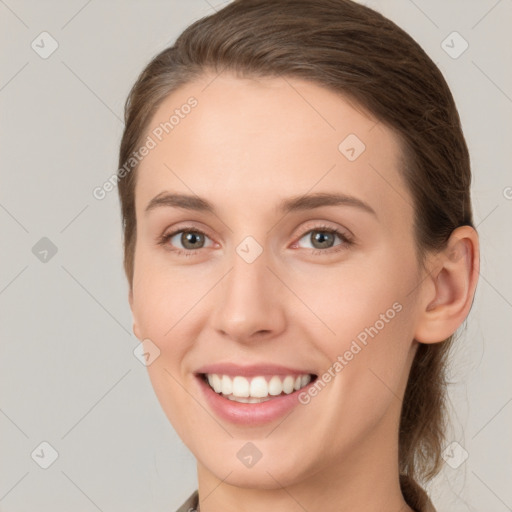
[129,287,142,341]
[414,226,480,344]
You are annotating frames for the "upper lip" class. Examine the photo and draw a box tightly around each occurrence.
[195,363,317,378]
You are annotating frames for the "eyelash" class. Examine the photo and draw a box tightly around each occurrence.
[157,224,354,257]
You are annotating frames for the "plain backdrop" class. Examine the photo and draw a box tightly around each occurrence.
[1,1,511,510]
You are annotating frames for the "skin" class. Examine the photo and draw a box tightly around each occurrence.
[128,73,479,512]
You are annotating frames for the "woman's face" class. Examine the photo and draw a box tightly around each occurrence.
[129,73,428,488]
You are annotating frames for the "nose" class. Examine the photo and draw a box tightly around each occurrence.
[210,245,287,345]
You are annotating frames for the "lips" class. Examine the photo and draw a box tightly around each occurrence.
[195,362,317,378]
[194,368,319,425]
[192,362,319,424]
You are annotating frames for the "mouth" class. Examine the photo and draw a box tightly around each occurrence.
[198,372,318,404]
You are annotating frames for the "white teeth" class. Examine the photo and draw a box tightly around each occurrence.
[232,376,250,397]
[205,373,313,399]
[301,374,311,388]
[282,376,295,394]
[250,376,269,398]
[208,374,222,393]
[221,374,232,395]
[268,376,283,396]
[227,395,272,403]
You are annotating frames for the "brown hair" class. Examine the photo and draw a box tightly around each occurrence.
[117,0,474,508]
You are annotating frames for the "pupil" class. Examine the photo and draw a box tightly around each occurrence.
[313,231,333,249]
[182,232,203,249]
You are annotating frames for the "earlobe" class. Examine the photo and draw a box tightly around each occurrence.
[414,226,480,344]
[132,323,142,340]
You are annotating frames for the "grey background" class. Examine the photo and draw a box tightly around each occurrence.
[0,0,511,510]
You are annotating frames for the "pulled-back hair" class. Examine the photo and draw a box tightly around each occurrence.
[117,1,474,508]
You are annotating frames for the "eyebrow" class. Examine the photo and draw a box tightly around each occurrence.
[144,191,377,217]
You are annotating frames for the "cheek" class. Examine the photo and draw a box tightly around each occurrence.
[132,264,201,438]
[131,250,203,342]
[299,257,410,338]
[297,249,417,382]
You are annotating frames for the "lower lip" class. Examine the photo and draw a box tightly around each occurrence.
[195,374,316,426]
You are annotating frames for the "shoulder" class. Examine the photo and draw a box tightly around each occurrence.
[175,489,199,512]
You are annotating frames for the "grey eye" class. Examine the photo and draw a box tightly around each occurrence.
[298,229,341,250]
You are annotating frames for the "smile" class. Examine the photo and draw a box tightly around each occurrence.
[194,362,319,424]
[202,373,315,403]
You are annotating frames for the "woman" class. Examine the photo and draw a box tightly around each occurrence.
[116,1,480,510]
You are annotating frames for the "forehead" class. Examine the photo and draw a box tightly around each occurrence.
[135,72,412,226]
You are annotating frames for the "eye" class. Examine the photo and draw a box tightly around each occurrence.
[158,227,215,256]
[294,225,354,254]
[158,224,354,257]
